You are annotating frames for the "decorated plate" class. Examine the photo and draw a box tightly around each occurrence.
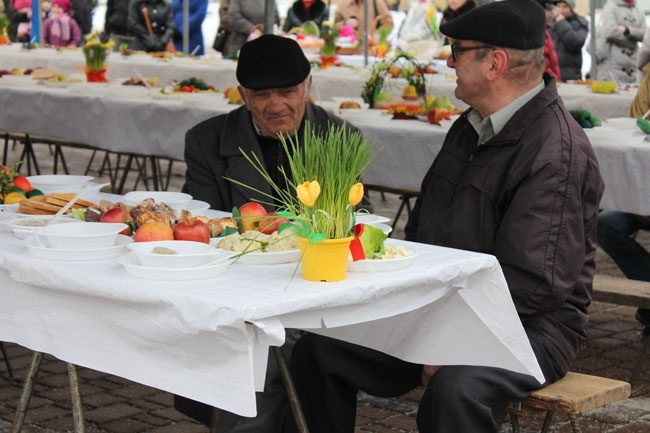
[348,239,417,273]
[24,234,132,261]
[119,252,231,280]
[210,235,301,265]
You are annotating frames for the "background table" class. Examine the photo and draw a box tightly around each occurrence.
[0,210,543,417]
[0,45,637,119]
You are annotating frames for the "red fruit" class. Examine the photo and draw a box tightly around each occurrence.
[258,212,290,234]
[100,207,133,236]
[173,218,210,244]
[180,85,192,92]
[12,175,31,193]
[238,202,267,233]
[0,165,9,174]
[427,108,454,125]
[134,222,174,242]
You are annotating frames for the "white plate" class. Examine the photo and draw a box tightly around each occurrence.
[211,237,301,265]
[367,222,392,235]
[184,199,211,213]
[119,252,231,280]
[348,239,417,273]
[0,204,19,213]
[24,234,133,261]
[356,214,391,224]
[26,175,94,194]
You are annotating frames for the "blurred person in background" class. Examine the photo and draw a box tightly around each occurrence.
[71,0,91,35]
[128,0,175,52]
[227,0,279,58]
[172,0,208,55]
[440,0,476,44]
[212,0,231,54]
[282,0,329,33]
[594,0,646,84]
[333,0,393,50]
[537,0,561,80]
[104,0,131,39]
[549,0,588,81]
[43,0,81,46]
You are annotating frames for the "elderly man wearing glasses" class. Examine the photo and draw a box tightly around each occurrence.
[284,1,604,432]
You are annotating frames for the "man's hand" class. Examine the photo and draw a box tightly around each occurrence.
[422,365,441,386]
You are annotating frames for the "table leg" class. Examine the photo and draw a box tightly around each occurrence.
[272,346,310,433]
[0,341,14,378]
[67,363,86,433]
[11,351,43,433]
[209,407,221,433]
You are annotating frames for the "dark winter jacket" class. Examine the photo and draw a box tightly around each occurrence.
[282,0,329,33]
[104,0,131,36]
[128,0,175,52]
[550,13,589,81]
[405,75,604,376]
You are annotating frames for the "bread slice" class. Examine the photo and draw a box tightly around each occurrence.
[49,193,98,208]
[18,196,65,215]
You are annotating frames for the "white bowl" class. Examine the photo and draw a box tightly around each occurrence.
[3,216,79,239]
[39,222,128,249]
[26,175,94,194]
[123,191,193,211]
[604,117,638,129]
[127,240,232,268]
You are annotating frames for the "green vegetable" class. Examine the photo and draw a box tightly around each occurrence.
[636,118,650,134]
[71,208,86,221]
[359,224,387,259]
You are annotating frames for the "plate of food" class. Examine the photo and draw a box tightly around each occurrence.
[24,233,132,261]
[118,252,231,280]
[212,230,301,264]
[356,213,391,225]
[348,238,417,273]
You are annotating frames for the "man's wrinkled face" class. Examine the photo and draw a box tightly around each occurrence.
[447,40,491,107]
[240,77,312,138]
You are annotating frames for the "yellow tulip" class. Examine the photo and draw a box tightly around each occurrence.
[296,181,321,206]
[348,183,364,206]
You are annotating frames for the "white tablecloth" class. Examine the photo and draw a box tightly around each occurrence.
[0,218,543,417]
[0,79,647,214]
[0,45,636,119]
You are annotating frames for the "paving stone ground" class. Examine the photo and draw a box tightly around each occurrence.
[1,143,649,432]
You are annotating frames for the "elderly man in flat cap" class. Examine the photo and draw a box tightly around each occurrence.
[177,34,355,433]
[285,1,604,432]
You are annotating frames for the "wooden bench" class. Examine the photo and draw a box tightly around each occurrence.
[592,274,650,309]
[508,372,631,433]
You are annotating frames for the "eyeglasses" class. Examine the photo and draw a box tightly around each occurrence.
[450,43,496,62]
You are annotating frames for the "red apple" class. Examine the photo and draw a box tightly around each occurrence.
[100,207,134,236]
[173,217,211,244]
[134,221,174,242]
[238,202,267,233]
[258,212,289,234]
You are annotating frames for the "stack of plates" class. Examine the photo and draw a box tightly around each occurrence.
[25,234,133,261]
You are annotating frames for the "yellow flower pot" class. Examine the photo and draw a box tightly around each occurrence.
[297,236,353,282]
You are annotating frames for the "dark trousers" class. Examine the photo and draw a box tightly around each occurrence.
[285,331,564,433]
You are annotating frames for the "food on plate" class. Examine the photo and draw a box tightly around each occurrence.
[100,207,135,235]
[191,214,237,237]
[569,108,601,129]
[224,87,243,104]
[350,223,387,261]
[130,198,177,228]
[236,201,268,232]
[122,76,159,87]
[217,230,299,253]
[173,212,211,243]
[426,108,454,125]
[174,77,217,93]
[31,69,59,80]
[18,193,98,215]
[258,212,289,235]
[387,64,402,78]
[591,80,617,94]
[339,101,361,109]
[134,221,175,242]
[152,246,178,255]
[376,245,415,260]
[402,85,418,101]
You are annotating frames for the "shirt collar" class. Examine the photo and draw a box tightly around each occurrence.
[468,80,545,145]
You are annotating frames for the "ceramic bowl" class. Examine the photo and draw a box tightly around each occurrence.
[39,222,128,249]
[127,240,233,268]
[26,175,94,194]
[123,191,193,211]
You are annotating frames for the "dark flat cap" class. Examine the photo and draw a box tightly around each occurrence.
[440,0,546,50]
[236,35,311,90]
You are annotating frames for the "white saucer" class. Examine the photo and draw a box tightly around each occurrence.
[348,239,417,273]
[119,252,231,280]
[24,234,133,260]
[356,214,391,225]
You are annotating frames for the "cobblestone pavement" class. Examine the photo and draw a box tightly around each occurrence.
[1,144,649,432]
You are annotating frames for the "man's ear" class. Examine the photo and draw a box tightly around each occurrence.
[304,76,313,99]
[238,85,248,105]
[486,50,508,81]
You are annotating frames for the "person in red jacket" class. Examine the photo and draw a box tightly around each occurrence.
[538,0,562,80]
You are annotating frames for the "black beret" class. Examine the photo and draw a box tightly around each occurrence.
[236,35,311,90]
[440,0,546,50]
